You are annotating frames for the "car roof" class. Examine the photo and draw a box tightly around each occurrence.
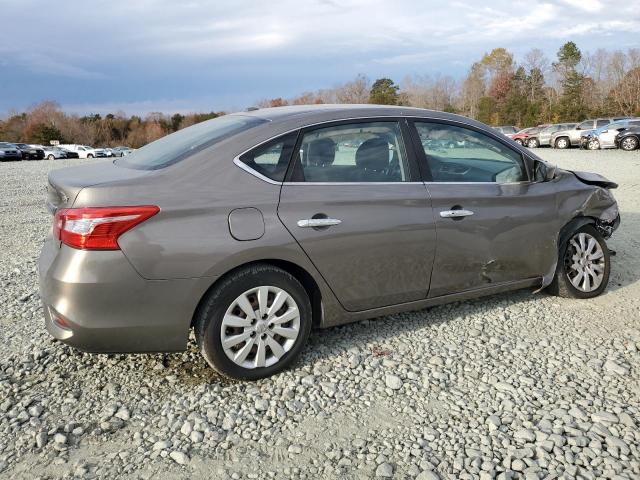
[228,104,498,136]
[234,104,466,123]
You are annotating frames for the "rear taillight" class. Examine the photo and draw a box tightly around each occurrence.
[53,206,160,250]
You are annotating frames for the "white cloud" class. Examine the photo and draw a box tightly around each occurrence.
[561,0,603,12]
[1,0,636,63]
[1,0,639,114]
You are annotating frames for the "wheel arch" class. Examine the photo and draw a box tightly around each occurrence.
[540,215,597,290]
[190,259,323,329]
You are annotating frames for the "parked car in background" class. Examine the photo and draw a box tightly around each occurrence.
[580,119,640,150]
[616,125,640,151]
[94,148,109,158]
[111,146,133,157]
[550,117,628,149]
[14,143,45,160]
[59,148,80,159]
[526,123,576,148]
[39,105,620,380]
[33,145,67,160]
[0,142,23,161]
[494,126,519,138]
[512,125,549,146]
[59,144,96,159]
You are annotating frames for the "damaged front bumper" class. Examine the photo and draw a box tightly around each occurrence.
[596,213,621,239]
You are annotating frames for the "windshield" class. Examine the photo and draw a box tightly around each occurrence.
[116,115,267,170]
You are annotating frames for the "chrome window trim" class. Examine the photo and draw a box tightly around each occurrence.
[233,114,528,186]
[423,180,531,186]
[233,157,281,185]
[284,182,425,186]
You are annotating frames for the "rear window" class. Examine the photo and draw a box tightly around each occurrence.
[117,115,266,170]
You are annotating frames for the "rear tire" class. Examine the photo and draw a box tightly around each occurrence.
[555,137,570,149]
[195,264,312,380]
[620,136,638,151]
[547,225,610,299]
[527,138,539,148]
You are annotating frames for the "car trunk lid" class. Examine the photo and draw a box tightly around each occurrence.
[46,160,152,211]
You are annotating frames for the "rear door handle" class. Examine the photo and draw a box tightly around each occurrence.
[297,218,342,228]
[440,209,474,218]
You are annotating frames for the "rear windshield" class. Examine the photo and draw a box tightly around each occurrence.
[116,115,267,170]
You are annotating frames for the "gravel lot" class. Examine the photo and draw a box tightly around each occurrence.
[1,149,639,479]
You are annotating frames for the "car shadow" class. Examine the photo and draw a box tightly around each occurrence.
[165,288,540,385]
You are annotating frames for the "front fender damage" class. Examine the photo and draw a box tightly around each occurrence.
[536,177,620,292]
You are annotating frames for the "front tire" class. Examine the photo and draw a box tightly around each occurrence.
[527,138,539,148]
[555,137,570,149]
[47,154,55,160]
[514,139,523,146]
[547,225,610,299]
[620,136,639,151]
[195,264,312,380]
[587,138,600,150]
[87,154,94,158]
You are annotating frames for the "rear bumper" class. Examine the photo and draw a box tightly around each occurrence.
[38,238,212,353]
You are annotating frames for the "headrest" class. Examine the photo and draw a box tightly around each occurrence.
[355,138,390,171]
[307,138,335,167]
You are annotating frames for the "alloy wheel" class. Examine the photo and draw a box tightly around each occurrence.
[564,232,606,293]
[556,138,569,149]
[220,286,300,369]
[621,137,638,151]
[587,139,600,150]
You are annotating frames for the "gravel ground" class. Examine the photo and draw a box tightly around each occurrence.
[0,149,639,480]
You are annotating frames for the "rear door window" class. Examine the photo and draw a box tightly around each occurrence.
[237,133,298,182]
[290,122,409,183]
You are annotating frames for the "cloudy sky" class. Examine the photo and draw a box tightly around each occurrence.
[1,0,638,116]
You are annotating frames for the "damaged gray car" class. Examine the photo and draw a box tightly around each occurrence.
[38,105,620,380]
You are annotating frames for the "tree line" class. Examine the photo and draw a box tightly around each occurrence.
[0,102,224,148]
[1,41,639,147]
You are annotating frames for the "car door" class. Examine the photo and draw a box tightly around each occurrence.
[599,122,624,147]
[410,120,558,298]
[277,119,436,311]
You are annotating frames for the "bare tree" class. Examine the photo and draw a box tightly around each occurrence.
[335,74,370,104]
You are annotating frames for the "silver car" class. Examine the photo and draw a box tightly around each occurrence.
[580,119,640,150]
[33,145,67,160]
[38,105,620,380]
[525,123,576,148]
[550,118,628,149]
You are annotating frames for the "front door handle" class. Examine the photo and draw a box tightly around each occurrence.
[297,218,342,228]
[440,209,474,218]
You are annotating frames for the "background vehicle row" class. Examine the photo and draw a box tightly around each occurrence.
[0,143,134,161]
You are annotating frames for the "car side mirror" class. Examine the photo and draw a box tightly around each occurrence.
[535,161,556,182]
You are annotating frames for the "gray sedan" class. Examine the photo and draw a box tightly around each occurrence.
[38,105,620,380]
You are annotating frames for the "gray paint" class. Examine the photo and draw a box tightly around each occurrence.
[38,105,620,354]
